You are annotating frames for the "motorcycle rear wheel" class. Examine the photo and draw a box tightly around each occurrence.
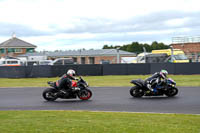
[42,88,58,101]
[130,86,144,97]
[78,89,92,100]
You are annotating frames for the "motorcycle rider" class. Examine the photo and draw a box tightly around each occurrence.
[56,69,76,94]
[145,70,168,92]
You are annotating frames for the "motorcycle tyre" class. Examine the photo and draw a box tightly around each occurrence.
[42,88,58,101]
[165,87,178,97]
[130,86,144,98]
[78,89,92,100]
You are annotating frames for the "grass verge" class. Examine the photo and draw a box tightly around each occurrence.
[0,76,200,133]
[0,75,200,87]
[0,110,199,133]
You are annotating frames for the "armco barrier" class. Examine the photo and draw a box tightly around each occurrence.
[0,63,200,78]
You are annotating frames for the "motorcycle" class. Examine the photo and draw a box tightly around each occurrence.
[42,77,92,101]
[129,78,178,98]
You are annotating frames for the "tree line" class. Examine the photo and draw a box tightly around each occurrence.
[102,41,170,54]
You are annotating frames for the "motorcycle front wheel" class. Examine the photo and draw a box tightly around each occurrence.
[165,87,178,97]
[78,89,92,100]
[42,88,58,101]
[130,86,144,98]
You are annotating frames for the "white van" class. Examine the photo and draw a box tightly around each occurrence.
[0,58,22,66]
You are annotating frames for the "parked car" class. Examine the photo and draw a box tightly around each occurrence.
[49,58,74,65]
[39,60,53,65]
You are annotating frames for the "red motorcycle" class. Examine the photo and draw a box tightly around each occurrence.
[42,77,92,101]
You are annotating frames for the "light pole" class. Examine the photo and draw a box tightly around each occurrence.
[143,47,146,63]
[79,49,81,64]
[116,47,120,63]
[170,46,174,63]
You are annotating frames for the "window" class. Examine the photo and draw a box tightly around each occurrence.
[89,57,95,64]
[52,58,74,65]
[72,57,77,63]
[174,54,188,60]
[81,57,85,64]
[54,60,63,65]
[26,48,34,53]
[14,48,22,53]
[7,61,18,64]
[7,48,14,53]
[64,59,73,64]
[0,49,5,53]
[101,60,110,64]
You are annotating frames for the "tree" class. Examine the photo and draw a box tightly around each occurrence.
[143,43,151,52]
[102,41,169,53]
[102,45,109,49]
[151,41,169,50]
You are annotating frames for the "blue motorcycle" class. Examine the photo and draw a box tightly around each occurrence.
[130,78,178,97]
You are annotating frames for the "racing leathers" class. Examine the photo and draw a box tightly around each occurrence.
[145,72,166,92]
[56,74,76,93]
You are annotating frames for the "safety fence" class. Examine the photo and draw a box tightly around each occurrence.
[0,63,200,78]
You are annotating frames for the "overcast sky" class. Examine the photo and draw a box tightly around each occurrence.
[0,0,200,51]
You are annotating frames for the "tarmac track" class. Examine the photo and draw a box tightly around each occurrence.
[0,87,200,114]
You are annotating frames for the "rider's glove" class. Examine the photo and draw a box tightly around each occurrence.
[147,84,151,89]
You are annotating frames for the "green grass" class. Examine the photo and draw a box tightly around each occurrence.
[0,75,200,87]
[0,111,199,133]
[0,76,200,132]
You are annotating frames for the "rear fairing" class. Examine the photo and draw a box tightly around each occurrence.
[130,79,145,87]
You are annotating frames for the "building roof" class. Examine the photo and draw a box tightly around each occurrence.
[171,42,200,45]
[18,49,136,57]
[0,37,37,48]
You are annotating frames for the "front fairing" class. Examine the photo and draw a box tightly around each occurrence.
[167,78,176,86]
[72,80,77,87]
[77,78,89,89]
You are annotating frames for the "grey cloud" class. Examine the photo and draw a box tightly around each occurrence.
[56,11,200,34]
[108,11,200,33]
[1,10,200,45]
[62,10,200,43]
[50,10,200,44]
[0,22,52,37]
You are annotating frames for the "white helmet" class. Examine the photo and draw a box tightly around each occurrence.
[67,69,76,77]
[160,69,168,78]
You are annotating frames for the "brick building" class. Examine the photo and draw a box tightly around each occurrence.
[19,49,136,64]
[0,36,37,57]
[171,36,200,62]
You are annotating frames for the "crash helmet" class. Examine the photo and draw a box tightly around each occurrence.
[160,69,168,78]
[67,69,76,77]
